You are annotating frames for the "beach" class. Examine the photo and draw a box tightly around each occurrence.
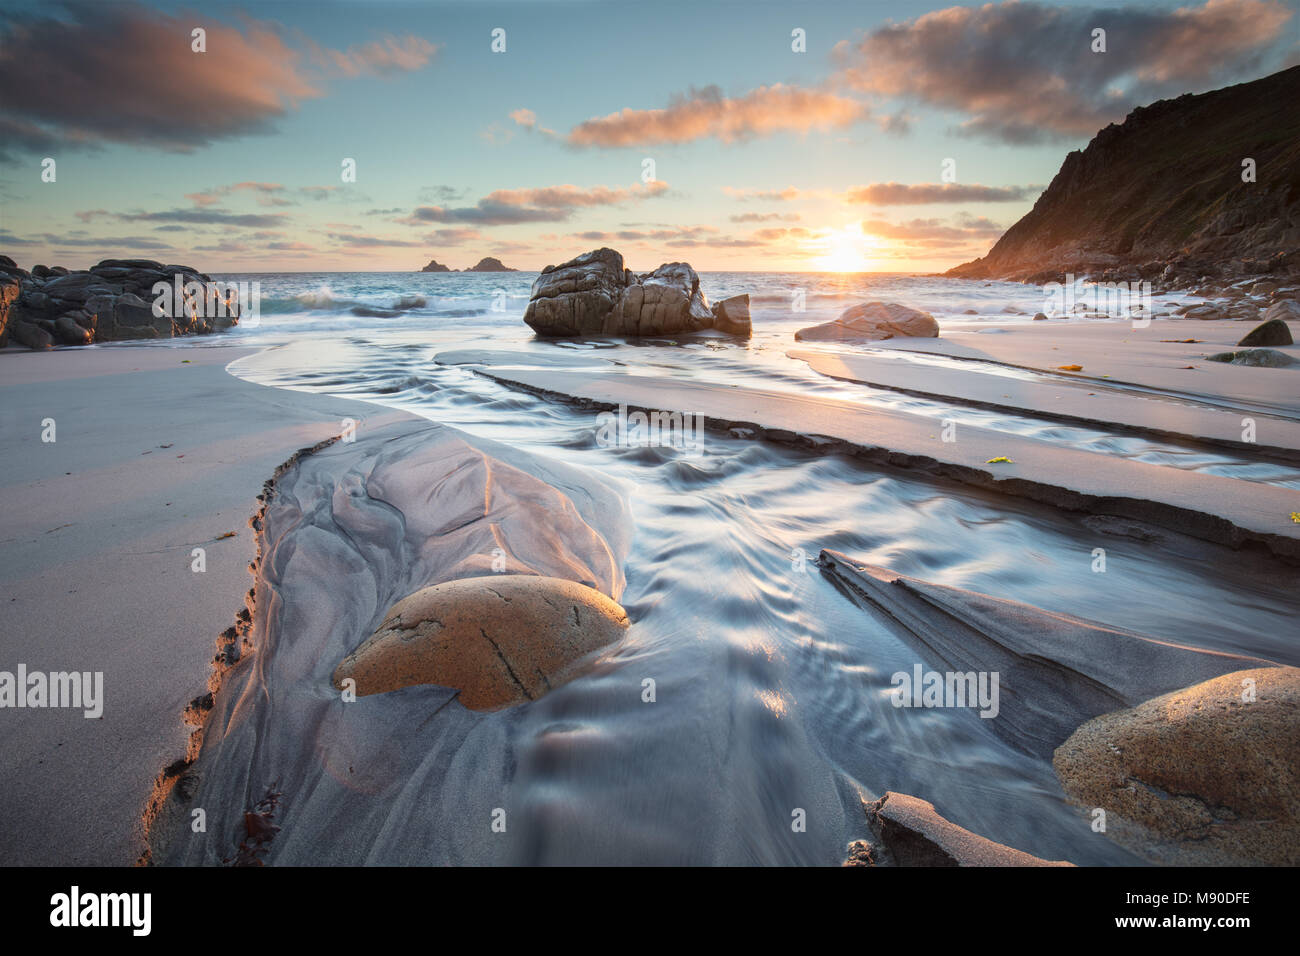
[0,344,413,864]
[2,273,1296,867]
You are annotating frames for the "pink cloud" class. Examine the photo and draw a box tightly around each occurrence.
[568,84,868,147]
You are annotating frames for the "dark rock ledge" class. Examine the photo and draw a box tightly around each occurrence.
[0,256,242,349]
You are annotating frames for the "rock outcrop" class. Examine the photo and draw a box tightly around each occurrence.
[420,259,452,273]
[523,247,751,338]
[947,66,1300,286]
[846,791,1073,867]
[0,257,241,349]
[1053,666,1300,866]
[795,302,939,342]
[1206,348,1296,367]
[332,575,630,710]
[711,294,752,336]
[816,550,1274,758]
[0,262,20,349]
[463,256,516,273]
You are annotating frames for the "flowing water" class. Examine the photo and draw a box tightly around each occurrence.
[170,272,1299,863]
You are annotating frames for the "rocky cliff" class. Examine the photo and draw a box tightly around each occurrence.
[948,66,1300,287]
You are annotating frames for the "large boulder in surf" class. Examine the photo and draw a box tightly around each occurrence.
[1053,666,1300,865]
[608,261,713,336]
[795,302,939,342]
[711,294,752,336]
[524,248,630,336]
[849,792,1072,867]
[523,247,752,338]
[332,575,630,710]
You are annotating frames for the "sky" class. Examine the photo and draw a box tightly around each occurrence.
[1,0,1298,273]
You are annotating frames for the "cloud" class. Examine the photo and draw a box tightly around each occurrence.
[311,35,438,77]
[724,187,798,202]
[729,212,802,223]
[845,183,1038,204]
[328,233,426,248]
[751,227,813,242]
[859,216,1005,245]
[568,84,868,147]
[403,181,669,226]
[0,3,437,157]
[723,186,833,202]
[186,182,290,207]
[509,108,558,138]
[10,232,174,250]
[425,228,486,245]
[298,186,341,201]
[418,185,468,204]
[833,0,1294,143]
[115,208,291,228]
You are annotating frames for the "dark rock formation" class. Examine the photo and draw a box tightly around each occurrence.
[1237,316,1294,347]
[1206,348,1296,367]
[948,66,1300,285]
[463,256,516,273]
[0,257,242,349]
[523,247,751,338]
[795,302,939,342]
[0,258,20,348]
[850,792,1072,867]
[420,259,452,273]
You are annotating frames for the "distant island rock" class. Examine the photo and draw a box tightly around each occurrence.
[463,257,516,273]
[947,66,1300,289]
[420,256,518,273]
[522,247,751,338]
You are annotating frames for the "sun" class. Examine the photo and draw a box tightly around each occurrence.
[812,226,878,272]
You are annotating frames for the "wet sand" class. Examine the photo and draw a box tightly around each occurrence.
[0,344,414,865]
[441,353,1300,559]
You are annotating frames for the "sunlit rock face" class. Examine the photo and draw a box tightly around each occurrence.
[795,302,939,342]
[1054,666,1300,866]
[523,247,751,338]
[333,575,630,710]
